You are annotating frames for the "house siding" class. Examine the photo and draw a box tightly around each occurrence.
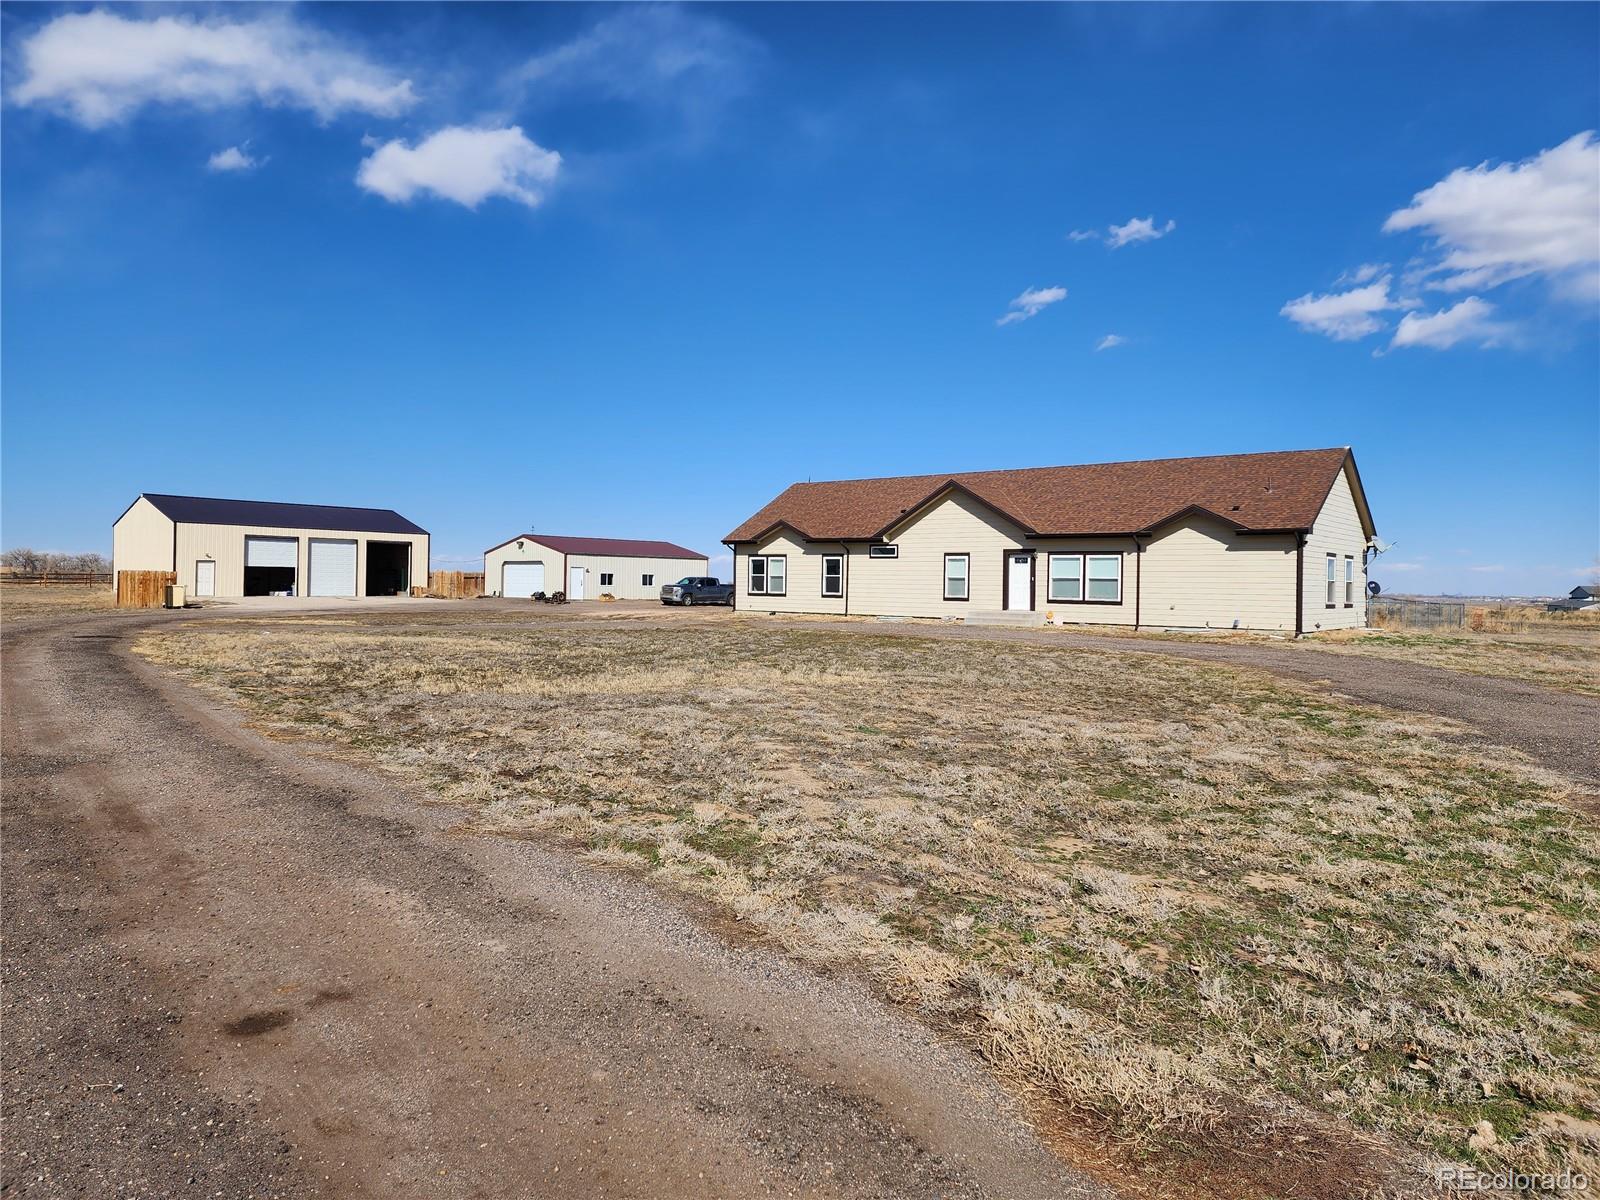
[111,497,176,579]
[1301,465,1368,632]
[174,523,430,598]
[1028,538,1140,625]
[736,492,1029,618]
[1139,518,1297,631]
[739,531,848,614]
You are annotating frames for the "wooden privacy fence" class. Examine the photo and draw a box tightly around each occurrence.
[428,571,485,599]
[117,570,177,608]
[1369,597,1466,631]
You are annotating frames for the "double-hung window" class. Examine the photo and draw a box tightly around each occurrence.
[943,553,970,601]
[1048,554,1083,602]
[749,555,786,597]
[1344,557,1354,607]
[1086,555,1122,602]
[1047,554,1120,602]
[1326,554,1337,607]
[821,555,843,598]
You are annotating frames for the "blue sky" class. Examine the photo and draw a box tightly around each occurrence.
[3,3,1596,594]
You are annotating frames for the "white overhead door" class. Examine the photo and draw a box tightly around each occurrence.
[245,536,297,569]
[194,560,216,597]
[308,538,358,597]
[502,561,545,598]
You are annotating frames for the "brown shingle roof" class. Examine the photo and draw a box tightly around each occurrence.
[725,448,1367,543]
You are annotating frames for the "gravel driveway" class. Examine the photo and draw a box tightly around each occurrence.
[2,612,1105,1200]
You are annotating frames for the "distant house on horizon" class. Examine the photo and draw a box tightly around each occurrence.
[1547,585,1600,612]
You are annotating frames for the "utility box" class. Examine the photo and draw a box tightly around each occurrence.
[164,583,186,609]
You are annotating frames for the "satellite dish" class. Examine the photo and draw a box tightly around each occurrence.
[1367,580,1381,596]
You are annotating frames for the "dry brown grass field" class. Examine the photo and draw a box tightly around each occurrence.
[137,615,1600,1196]
[1084,612,1600,698]
[0,582,118,620]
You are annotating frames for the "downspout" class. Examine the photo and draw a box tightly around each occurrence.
[1133,535,1143,631]
[1294,532,1306,638]
[840,542,850,616]
[723,541,737,612]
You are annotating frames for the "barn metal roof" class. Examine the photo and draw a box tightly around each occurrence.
[484,533,705,559]
[139,493,427,535]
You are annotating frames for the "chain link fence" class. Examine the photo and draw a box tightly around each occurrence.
[1369,597,1466,631]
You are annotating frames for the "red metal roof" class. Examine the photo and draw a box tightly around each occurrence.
[725,448,1369,543]
[485,533,705,559]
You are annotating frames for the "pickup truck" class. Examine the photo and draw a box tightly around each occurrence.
[660,576,733,606]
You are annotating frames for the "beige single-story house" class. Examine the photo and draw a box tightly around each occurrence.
[723,447,1376,634]
[113,494,429,599]
[484,533,708,600]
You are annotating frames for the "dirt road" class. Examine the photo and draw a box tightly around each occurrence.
[2,612,1105,1199]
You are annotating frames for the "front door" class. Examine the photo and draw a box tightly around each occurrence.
[1006,552,1032,610]
[568,566,586,600]
[194,560,215,597]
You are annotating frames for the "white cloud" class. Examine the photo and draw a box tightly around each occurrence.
[509,5,760,145]
[1382,562,1425,572]
[1388,296,1505,351]
[1280,277,1394,341]
[1336,262,1388,286]
[1468,564,1506,573]
[357,126,561,210]
[1067,229,1100,242]
[8,10,416,128]
[1095,333,1128,351]
[1106,215,1176,249]
[206,145,259,173]
[997,286,1066,326]
[1383,131,1599,295]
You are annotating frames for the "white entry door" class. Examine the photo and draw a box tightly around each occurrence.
[1006,553,1032,610]
[502,561,545,598]
[308,538,358,597]
[567,566,586,600]
[194,560,216,597]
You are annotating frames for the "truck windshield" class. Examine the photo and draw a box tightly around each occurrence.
[675,578,695,586]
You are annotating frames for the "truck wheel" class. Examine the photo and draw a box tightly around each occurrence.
[683,594,694,607]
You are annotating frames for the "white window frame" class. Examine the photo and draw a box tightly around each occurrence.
[642,574,654,587]
[943,553,970,601]
[821,554,844,598]
[1326,554,1338,607]
[1344,556,1355,608]
[1085,554,1122,604]
[749,555,786,597]
[1047,553,1084,603]
[868,544,899,559]
[600,572,614,587]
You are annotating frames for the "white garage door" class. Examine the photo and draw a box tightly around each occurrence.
[308,538,358,597]
[245,536,297,568]
[502,561,545,598]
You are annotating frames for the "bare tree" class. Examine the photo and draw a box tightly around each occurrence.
[1,549,111,574]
